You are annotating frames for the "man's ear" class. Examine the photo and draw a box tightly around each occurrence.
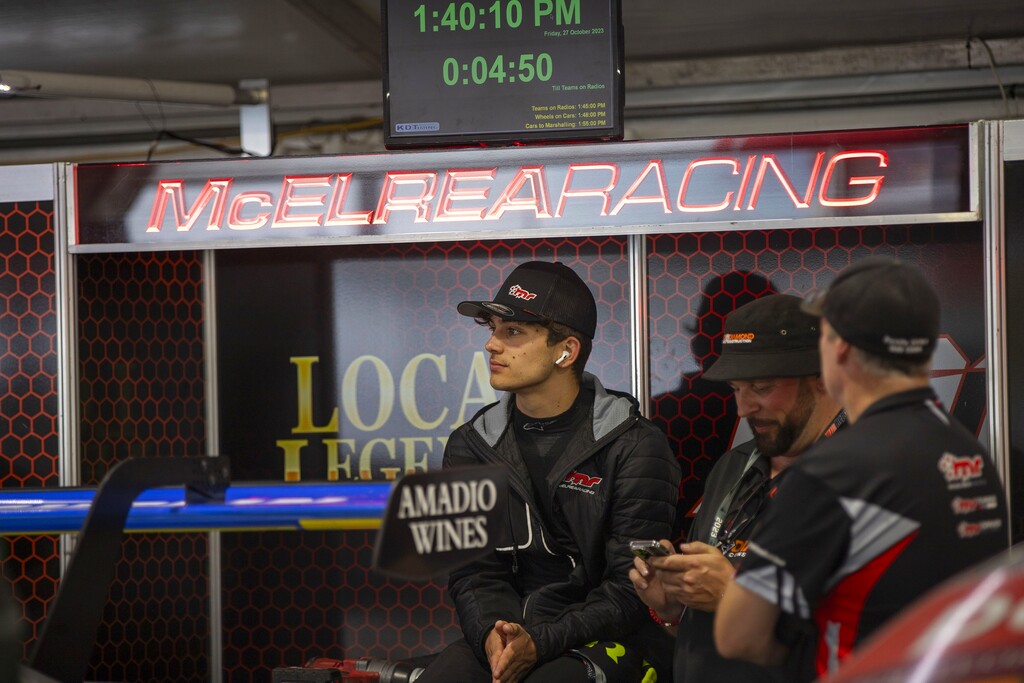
[834,337,853,366]
[555,337,581,366]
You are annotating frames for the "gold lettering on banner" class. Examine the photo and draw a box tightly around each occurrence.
[342,356,394,431]
[360,437,398,480]
[400,436,434,474]
[281,353,489,482]
[277,439,308,482]
[323,438,354,481]
[291,356,339,433]
[401,354,448,429]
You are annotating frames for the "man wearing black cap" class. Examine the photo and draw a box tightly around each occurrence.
[630,293,843,683]
[716,257,1009,681]
[415,261,680,683]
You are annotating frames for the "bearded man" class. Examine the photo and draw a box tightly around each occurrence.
[630,293,844,683]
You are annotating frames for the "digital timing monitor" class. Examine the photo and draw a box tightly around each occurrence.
[382,0,624,148]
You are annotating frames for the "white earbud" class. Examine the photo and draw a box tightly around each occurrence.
[555,350,570,365]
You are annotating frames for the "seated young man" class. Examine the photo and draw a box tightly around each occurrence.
[416,261,680,683]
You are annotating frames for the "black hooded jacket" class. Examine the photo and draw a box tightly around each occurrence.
[442,373,681,668]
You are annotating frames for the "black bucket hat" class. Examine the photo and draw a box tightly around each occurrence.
[457,261,598,339]
[702,294,821,381]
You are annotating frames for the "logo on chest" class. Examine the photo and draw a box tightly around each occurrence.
[560,471,603,495]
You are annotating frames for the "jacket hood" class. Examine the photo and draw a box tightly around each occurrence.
[471,372,637,447]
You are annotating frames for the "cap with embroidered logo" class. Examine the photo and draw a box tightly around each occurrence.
[801,256,939,361]
[457,261,598,339]
[702,294,821,381]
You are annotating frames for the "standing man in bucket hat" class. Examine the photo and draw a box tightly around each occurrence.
[416,261,680,683]
[630,293,843,683]
[716,257,1009,680]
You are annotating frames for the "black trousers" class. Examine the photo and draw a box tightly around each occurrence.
[414,638,591,683]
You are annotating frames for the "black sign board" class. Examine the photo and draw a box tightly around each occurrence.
[372,465,509,580]
[382,0,624,148]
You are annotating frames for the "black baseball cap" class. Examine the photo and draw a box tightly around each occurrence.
[457,261,598,339]
[801,256,939,361]
[702,294,821,381]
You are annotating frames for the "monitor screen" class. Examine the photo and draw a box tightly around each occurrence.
[382,0,624,148]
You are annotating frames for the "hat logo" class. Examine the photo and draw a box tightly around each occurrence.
[883,335,929,355]
[723,332,755,344]
[508,284,537,301]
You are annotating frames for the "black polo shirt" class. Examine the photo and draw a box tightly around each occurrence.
[735,387,1008,681]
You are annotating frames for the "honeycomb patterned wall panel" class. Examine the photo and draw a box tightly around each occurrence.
[648,224,987,538]
[0,201,60,662]
[4,210,985,681]
[77,251,209,683]
[0,202,58,484]
[217,236,632,682]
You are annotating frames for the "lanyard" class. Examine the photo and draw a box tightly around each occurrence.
[708,449,764,545]
[706,409,847,545]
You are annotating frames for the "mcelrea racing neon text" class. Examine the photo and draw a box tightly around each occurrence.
[145,151,889,233]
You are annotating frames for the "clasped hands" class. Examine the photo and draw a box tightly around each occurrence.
[485,619,538,683]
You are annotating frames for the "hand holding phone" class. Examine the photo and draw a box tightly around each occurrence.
[629,539,672,561]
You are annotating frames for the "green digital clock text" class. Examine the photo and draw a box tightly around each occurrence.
[442,54,553,85]
[413,0,581,32]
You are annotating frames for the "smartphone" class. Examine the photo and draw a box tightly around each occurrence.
[629,539,671,560]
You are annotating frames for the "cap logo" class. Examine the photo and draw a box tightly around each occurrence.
[508,284,537,301]
[883,335,930,355]
[723,332,755,344]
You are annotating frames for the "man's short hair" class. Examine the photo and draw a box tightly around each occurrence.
[851,344,932,379]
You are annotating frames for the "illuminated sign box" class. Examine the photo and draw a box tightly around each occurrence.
[381,0,624,148]
[71,126,975,252]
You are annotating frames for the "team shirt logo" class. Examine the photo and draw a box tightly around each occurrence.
[560,471,602,495]
[956,518,1002,538]
[951,495,999,514]
[938,453,985,484]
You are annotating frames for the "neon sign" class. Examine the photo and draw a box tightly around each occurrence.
[73,126,973,252]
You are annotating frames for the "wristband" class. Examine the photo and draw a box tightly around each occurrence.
[648,606,680,627]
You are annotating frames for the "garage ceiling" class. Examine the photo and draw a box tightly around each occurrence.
[1,0,1023,162]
